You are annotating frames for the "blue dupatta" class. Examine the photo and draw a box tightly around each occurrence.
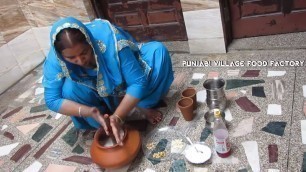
[44,17,151,98]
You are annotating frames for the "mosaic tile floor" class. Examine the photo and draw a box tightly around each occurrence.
[1,49,306,172]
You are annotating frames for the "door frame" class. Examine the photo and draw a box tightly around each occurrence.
[219,0,233,51]
[87,0,229,51]
[89,0,109,20]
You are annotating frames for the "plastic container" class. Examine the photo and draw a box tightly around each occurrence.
[213,109,231,158]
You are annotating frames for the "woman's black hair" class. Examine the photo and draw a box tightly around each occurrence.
[54,28,88,53]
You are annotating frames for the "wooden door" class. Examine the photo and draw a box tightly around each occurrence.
[229,0,306,38]
[92,0,188,42]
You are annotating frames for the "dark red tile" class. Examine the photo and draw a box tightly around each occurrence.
[20,114,47,122]
[235,96,260,112]
[2,106,23,119]
[242,70,260,77]
[168,117,179,126]
[63,155,92,165]
[3,132,14,140]
[10,144,31,162]
[268,144,278,163]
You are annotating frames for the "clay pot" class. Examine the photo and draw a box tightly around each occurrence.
[177,97,195,121]
[90,126,141,169]
[181,87,197,110]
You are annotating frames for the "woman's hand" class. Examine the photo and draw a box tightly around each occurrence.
[109,115,124,146]
[87,107,110,135]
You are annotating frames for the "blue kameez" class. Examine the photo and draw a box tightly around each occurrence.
[43,17,173,129]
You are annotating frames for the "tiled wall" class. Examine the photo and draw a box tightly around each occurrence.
[0,0,31,47]
[181,0,226,54]
[0,0,91,46]
[0,0,92,94]
[0,27,50,94]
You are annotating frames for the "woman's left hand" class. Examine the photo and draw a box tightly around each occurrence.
[109,115,124,146]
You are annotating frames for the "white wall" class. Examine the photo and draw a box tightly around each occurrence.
[183,9,226,54]
[0,27,50,94]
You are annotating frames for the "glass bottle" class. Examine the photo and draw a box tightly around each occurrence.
[213,109,231,158]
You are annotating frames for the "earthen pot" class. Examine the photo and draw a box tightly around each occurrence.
[181,87,197,110]
[90,126,141,169]
[177,97,195,121]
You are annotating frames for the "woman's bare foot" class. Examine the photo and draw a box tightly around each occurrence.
[138,108,163,125]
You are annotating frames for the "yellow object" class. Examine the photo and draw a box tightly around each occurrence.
[214,109,221,118]
[146,143,155,150]
[152,151,166,158]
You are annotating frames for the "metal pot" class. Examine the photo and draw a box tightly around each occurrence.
[203,78,227,111]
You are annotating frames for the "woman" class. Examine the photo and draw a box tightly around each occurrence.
[43,17,174,145]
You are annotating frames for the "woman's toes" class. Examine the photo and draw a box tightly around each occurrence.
[155,116,161,121]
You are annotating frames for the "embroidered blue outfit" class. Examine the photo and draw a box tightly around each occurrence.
[43,17,174,129]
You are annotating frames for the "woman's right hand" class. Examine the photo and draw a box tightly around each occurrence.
[86,107,110,135]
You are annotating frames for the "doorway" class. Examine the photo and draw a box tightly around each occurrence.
[228,0,306,39]
[91,0,188,42]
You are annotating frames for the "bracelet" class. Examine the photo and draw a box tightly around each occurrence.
[114,114,124,124]
[78,106,83,117]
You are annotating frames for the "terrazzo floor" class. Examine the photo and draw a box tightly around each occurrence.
[0,48,306,172]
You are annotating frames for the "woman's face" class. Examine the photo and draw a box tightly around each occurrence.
[61,43,96,69]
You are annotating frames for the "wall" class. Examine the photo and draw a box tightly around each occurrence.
[81,0,225,54]
[0,0,91,94]
[181,0,226,54]
[0,0,91,46]
[0,0,226,93]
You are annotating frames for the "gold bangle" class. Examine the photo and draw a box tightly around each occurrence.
[114,114,124,124]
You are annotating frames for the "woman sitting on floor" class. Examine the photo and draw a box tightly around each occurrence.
[43,17,174,144]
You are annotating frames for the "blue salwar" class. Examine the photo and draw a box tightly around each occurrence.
[43,17,173,129]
